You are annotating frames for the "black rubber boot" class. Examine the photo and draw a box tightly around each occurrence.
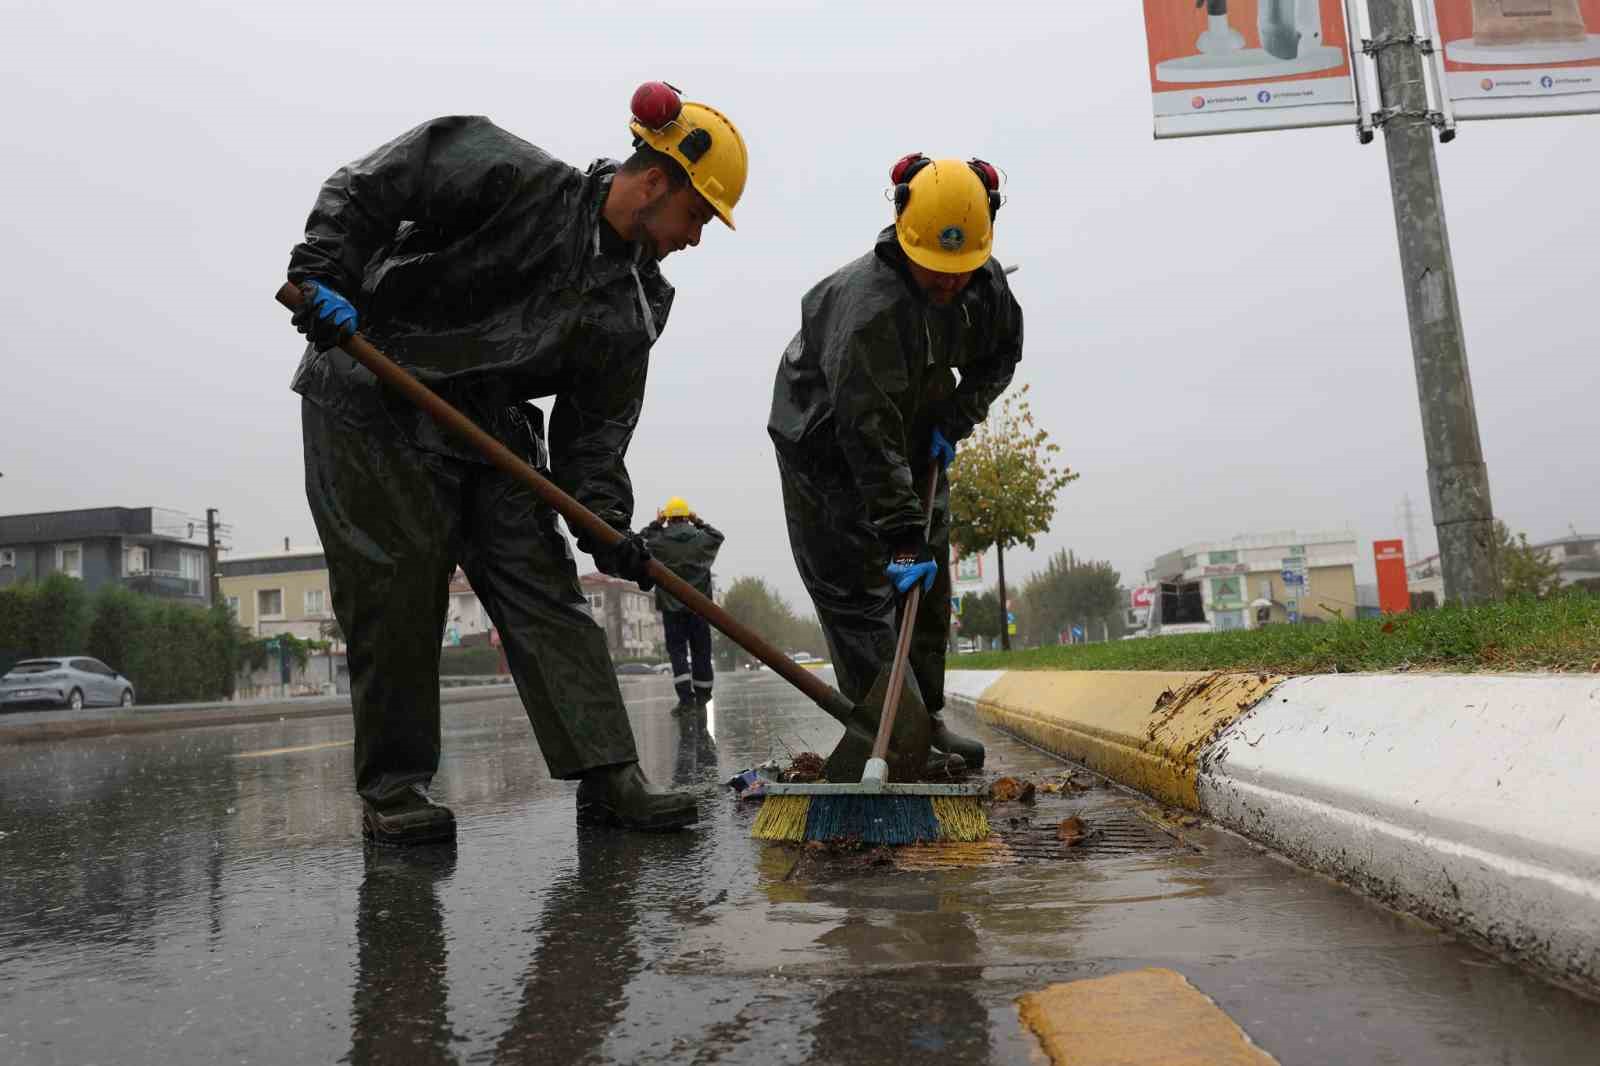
[362,783,457,846]
[922,751,968,779]
[929,713,985,770]
[670,698,697,717]
[577,762,698,830]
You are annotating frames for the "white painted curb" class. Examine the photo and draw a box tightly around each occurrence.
[1203,673,1600,989]
[947,669,1600,990]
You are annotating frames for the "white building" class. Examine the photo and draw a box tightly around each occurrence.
[1409,531,1600,604]
[1147,530,1360,630]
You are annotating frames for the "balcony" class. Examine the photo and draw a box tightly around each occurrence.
[121,570,206,599]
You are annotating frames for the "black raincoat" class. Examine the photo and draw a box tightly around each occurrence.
[767,227,1022,711]
[288,116,673,801]
[641,520,724,613]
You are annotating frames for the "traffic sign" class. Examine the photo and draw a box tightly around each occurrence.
[1007,623,1017,635]
[1071,625,1085,642]
[1006,611,1016,624]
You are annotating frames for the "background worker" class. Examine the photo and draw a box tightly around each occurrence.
[641,498,725,715]
[286,83,747,844]
[767,154,1023,770]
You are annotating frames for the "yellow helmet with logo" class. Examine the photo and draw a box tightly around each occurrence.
[663,496,693,519]
[629,82,748,230]
[890,155,1001,274]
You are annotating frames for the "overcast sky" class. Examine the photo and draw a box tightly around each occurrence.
[3,1,1596,610]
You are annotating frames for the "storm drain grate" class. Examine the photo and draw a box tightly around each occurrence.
[894,807,1192,871]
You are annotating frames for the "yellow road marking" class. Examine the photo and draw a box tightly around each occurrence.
[231,739,353,759]
[1018,967,1278,1065]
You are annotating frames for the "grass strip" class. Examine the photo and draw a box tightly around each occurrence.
[951,594,1600,675]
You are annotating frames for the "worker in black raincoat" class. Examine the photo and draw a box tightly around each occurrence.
[768,155,1022,770]
[641,497,724,714]
[286,83,748,844]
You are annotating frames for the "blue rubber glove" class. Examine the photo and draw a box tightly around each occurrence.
[885,539,938,596]
[929,427,955,471]
[292,280,359,350]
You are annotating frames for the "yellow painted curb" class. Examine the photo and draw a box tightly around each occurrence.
[1018,967,1279,1065]
[973,671,1282,810]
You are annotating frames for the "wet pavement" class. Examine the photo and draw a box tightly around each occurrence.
[1,670,1596,1065]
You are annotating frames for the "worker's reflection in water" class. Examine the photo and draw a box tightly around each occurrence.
[348,847,461,1066]
[673,699,720,786]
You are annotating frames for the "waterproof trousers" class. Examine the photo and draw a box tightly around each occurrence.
[303,400,639,804]
[775,451,951,712]
[662,611,713,703]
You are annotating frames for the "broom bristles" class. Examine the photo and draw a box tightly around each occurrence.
[750,793,990,846]
[751,794,811,842]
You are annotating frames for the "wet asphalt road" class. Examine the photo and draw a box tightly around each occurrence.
[2,671,1597,1065]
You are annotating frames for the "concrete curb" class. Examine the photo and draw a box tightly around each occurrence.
[946,668,1600,993]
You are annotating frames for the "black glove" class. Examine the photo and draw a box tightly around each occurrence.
[590,531,655,592]
[690,515,708,529]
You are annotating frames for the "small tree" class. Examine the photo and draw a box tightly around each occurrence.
[948,385,1079,651]
[1020,550,1122,645]
[1496,521,1562,600]
[957,588,1002,646]
[712,577,829,668]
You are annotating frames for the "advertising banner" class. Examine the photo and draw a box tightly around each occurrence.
[1143,0,1358,137]
[1432,0,1600,118]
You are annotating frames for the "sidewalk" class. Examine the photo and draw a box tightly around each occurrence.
[0,680,519,746]
[946,668,1600,994]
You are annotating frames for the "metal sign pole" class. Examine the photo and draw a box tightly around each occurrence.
[1367,0,1500,604]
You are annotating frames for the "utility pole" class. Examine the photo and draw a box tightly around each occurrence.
[206,508,221,608]
[1368,0,1499,604]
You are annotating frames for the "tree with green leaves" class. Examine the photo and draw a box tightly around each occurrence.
[956,588,1002,646]
[712,576,828,669]
[948,384,1079,651]
[1018,549,1122,645]
[1496,521,1561,600]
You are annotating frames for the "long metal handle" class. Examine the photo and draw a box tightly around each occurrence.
[275,282,855,722]
[869,465,940,762]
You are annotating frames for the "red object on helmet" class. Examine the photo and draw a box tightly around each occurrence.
[890,152,927,186]
[631,81,683,130]
[968,158,1001,191]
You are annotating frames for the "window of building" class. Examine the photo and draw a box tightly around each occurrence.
[305,588,326,616]
[226,596,240,619]
[1208,550,1238,565]
[258,588,284,618]
[0,548,14,568]
[56,544,83,579]
[125,546,150,574]
[587,593,604,612]
[179,550,203,580]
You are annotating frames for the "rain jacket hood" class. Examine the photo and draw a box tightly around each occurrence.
[287,115,673,532]
[767,225,1023,543]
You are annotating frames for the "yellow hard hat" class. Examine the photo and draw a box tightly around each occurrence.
[891,156,999,274]
[663,496,692,519]
[629,84,747,230]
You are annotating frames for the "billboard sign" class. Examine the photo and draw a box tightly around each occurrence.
[1143,0,1358,138]
[1131,586,1156,609]
[1432,0,1600,119]
[1374,538,1410,613]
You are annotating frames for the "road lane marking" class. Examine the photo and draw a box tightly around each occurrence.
[231,739,353,759]
[1018,967,1278,1065]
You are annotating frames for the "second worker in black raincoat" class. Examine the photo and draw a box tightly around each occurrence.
[286,88,748,843]
[768,155,1022,769]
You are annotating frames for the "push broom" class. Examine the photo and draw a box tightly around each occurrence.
[750,466,989,846]
[273,283,974,836]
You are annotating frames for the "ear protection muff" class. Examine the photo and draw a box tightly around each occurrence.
[966,157,1003,220]
[890,152,932,217]
[890,153,1004,220]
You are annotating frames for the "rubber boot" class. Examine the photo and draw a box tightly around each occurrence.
[929,713,985,770]
[362,783,457,846]
[576,761,698,830]
[922,751,967,779]
[670,697,697,717]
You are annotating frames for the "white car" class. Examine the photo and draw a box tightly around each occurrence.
[1,657,136,710]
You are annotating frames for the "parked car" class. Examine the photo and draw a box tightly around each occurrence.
[0,657,135,710]
[650,662,673,675]
[614,662,657,677]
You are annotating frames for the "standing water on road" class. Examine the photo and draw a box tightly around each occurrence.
[1,672,1596,1064]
